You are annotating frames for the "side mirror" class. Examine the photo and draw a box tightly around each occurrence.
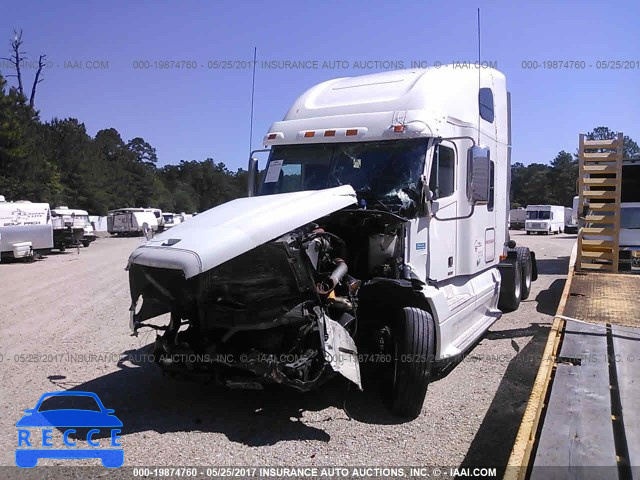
[467,146,491,204]
[247,157,259,197]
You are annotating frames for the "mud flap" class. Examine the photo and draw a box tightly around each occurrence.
[530,250,538,281]
[319,311,362,390]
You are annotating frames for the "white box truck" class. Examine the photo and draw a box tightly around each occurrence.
[125,66,537,418]
[525,205,565,235]
[107,208,158,236]
[0,198,54,261]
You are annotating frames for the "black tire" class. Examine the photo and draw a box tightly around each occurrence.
[81,240,90,248]
[59,245,66,252]
[514,247,533,300]
[498,260,522,312]
[526,231,531,235]
[388,307,435,419]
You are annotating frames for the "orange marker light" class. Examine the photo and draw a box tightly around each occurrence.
[346,129,358,136]
[393,125,405,133]
[324,130,336,137]
[304,131,315,138]
[267,133,277,140]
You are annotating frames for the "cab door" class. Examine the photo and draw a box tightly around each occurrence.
[427,143,457,281]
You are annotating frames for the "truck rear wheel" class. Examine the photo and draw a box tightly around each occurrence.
[388,307,435,419]
[515,247,532,300]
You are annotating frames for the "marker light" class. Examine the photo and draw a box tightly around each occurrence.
[393,125,405,133]
[304,131,315,138]
[267,133,277,140]
[346,129,358,136]
[324,130,336,137]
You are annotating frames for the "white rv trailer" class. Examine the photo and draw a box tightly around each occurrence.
[126,66,537,418]
[0,199,54,260]
[107,208,158,236]
[52,207,96,247]
[525,205,565,234]
[50,206,87,251]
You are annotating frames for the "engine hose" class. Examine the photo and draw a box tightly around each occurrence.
[317,259,348,295]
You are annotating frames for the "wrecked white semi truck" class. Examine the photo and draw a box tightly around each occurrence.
[126,66,537,418]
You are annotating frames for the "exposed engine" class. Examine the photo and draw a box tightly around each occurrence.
[128,208,406,391]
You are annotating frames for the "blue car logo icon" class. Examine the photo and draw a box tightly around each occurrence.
[16,391,123,468]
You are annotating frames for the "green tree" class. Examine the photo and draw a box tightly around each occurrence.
[0,74,62,202]
[585,126,639,158]
[549,150,578,206]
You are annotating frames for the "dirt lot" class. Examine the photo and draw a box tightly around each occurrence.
[0,230,573,471]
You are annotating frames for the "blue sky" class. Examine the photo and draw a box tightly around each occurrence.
[2,0,639,171]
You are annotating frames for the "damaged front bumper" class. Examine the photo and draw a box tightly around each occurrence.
[150,309,361,392]
[128,233,362,392]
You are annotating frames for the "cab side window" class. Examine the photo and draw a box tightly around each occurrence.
[429,145,455,199]
[479,88,494,123]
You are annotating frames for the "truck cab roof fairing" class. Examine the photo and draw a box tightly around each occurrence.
[127,185,358,279]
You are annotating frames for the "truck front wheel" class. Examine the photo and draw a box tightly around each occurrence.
[388,307,435,419]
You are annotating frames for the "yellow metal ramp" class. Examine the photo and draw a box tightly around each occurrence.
[576,133,623,272]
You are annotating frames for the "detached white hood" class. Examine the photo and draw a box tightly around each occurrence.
[128,185,358,279]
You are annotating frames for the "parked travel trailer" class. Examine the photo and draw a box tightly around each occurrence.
[107,208,159,236]
[161,213,183,230]
[52,207,96,247]
[509,208,526,230]
[50,207,87,251]
[0,199,54,260]
[525,205,565,234]
[126,66,537,419]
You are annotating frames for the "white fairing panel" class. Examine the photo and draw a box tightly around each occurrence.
[128,185,358,279]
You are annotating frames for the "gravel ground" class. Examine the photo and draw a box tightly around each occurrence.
[0,230,574,472]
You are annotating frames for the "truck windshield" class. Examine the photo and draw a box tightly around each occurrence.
[527,211,551,220]
[259,139,428,209]
[621,207,640,229]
